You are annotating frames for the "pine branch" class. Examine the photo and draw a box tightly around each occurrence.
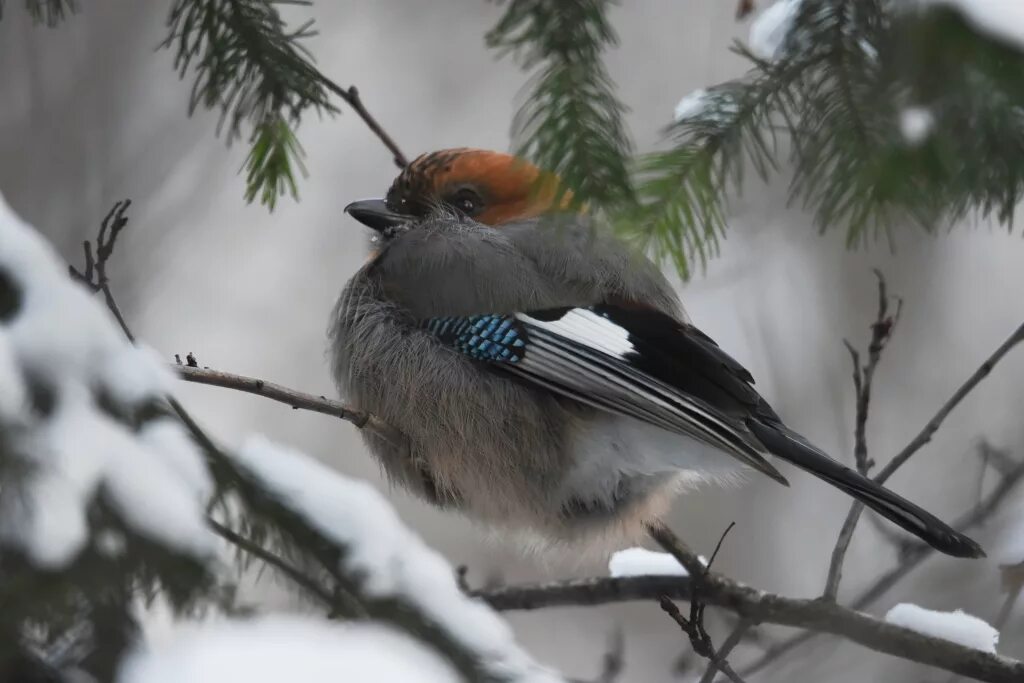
[626,74,790,279]
[163,0,336,209]
[162,0,408,210]
[630,1,1024,278]
[487,0,634,209]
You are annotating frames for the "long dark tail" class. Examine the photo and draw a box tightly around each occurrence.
[745,419,984,559]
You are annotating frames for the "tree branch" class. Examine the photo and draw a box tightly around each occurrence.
[474,571,1024,683]
[874,321,1024,486]
[69,199,136,343]
[174,364,397,441]
[324,82,409,168]
[698,621,751,683]
[823,270,900,601]
[820,314,1024,600]
[648,522,746,683]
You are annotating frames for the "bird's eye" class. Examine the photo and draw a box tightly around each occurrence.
[447,188,484,217]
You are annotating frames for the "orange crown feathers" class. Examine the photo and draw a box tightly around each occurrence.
[387,148,576,226]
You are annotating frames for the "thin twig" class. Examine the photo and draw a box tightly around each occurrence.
[875,321,1024,486]
[659,597,746,683]
[649,523,745,683]
[814,317,1024,606]
[994,580,1022,633]
[698,621,751,683]
[645,521,708,578]
[822,271,899,601]
[174,364,397,440]
[69,199,135,342]
[322,80,409,168]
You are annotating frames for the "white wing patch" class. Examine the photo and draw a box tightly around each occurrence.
[518,309,634,358]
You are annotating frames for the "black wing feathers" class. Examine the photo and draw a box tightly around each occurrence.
[592,305,780,424]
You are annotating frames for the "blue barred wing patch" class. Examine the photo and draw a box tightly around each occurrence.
[425,314,527,362]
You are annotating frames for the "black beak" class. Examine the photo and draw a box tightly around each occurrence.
[344,199,407,233]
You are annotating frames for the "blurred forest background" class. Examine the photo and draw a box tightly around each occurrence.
[1,1,1022,680]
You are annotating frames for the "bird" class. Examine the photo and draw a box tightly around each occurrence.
[330,147,983,559]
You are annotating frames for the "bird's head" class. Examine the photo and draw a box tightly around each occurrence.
[345,148,572,235]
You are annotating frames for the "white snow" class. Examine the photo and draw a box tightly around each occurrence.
[0,332,26,419]
[0,192,216,568]
[674,89,708,122]
[749,0,803,61]
[118,617,459,683]
[98,344,176,410]
[921,1,1024,53]
[139,418,214,504]
[608,547,706,578]
[899,107,936,144]
[884,603,999,653]
[232,435,563,683]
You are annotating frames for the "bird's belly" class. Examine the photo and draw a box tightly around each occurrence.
[561,414,750,508]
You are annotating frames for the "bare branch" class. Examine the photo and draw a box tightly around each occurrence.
[816,316,1024,603]
[658,597,746,683]
[646,521,708,578]
[823,271,900,600]
[325,82,409,168]
[69,199,135,342]
[875,320,1024,486]
[650,522,744,683]
[174,364,397,440]
[698,621,751,683]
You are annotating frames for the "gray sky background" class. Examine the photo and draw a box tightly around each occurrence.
[2,2,1022,680]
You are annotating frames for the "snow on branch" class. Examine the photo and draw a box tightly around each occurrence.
[0,192,215,568]
[608,547,699,578]
[885,603,999,654]
[228,435,562,683]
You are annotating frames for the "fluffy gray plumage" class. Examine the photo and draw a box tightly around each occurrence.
[329,212,744,545]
